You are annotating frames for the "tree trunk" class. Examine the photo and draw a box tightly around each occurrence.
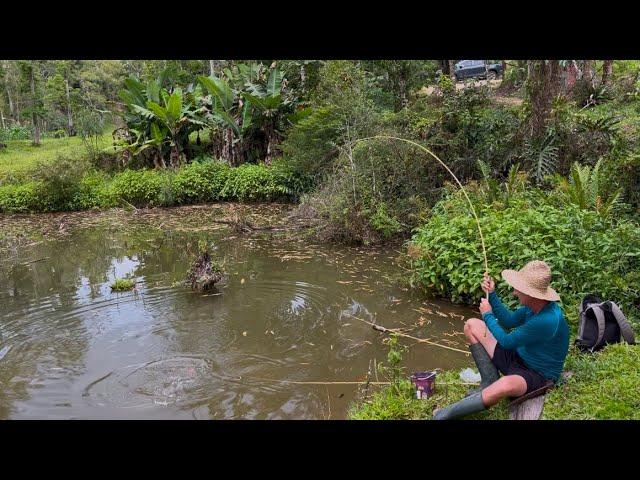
[448,60,456,81]
[526,60,563,140]
[601,60,613,87]
[65,78,75,136]
[580,60,595,87]
[209,60,215,76]
[396,75,408,111]
[264,122,280,165]
[0,106,5,129]
[300,63,306,91]
[170,143,180,168]
[502,60,507,75]
[564,61,578,92]
[30,67,40,146]
[6,90,15,122]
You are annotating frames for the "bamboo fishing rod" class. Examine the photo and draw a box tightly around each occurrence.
[344,313,470,356]
[349,135,491,336]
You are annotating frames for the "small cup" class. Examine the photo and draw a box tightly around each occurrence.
[410,371,437,399]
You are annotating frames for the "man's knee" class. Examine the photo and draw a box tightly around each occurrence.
[500,375,527,396]
[464,317,484,337]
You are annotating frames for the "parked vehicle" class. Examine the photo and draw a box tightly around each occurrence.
[454,60,503,81]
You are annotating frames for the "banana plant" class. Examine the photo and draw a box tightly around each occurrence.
[132,88,206,167]
[239,67,298,163]
[198,74,256,166]
[118,71,205,168]
[197,63,309,165]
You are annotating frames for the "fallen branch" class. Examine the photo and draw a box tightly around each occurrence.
[22,257,50,265]
[344,313,470,356]
[210,219,277,231]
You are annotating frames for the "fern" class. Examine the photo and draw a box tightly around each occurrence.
[575,113,621,140]
[504,163,525,205]
[525,132,559,185]
[558,159,623,219]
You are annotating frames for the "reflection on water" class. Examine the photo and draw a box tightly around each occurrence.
[0,205,474,419]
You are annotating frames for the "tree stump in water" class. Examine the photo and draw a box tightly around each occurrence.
[186,250,225,292]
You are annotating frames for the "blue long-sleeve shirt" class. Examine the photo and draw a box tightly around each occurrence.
[481,291,569,381]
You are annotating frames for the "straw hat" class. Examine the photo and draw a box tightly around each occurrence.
[501,260,561,302]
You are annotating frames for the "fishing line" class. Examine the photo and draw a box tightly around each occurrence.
[349,135,491,335]
[349,135,489,279]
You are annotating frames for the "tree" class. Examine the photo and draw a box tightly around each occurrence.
[0,60,22,124]
[601,60,613,87]
[448,60,456,81]
[364,61,436,112]
[17,61,45,145]
[525,60,563,139]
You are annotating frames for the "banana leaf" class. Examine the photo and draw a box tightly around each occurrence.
[198,76,234,112]
[146,101,169,124]
[166,90,182,122]
[267,68,283,96]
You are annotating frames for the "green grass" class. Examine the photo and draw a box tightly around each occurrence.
[583,100,640,138]
[110,277,136,291]
[0,133,112,183]
[543,343,640,419]
[348,344,639,420]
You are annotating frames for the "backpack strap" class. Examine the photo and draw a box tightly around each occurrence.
[607,302,636,345]
[587,304,607,352]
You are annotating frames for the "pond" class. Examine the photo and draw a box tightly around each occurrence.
[0,204,475,419]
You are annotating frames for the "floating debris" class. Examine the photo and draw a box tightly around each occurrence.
[0,345,11,361]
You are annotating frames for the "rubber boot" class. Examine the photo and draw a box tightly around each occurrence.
[465,342,500,396]
[432,391,486,420]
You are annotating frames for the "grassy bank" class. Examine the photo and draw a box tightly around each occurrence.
[349,343,640,420]
[349,178,640,420]
[0,133,112,183]
[0,157,311,213]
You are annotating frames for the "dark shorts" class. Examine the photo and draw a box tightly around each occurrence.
[491,345,549,394]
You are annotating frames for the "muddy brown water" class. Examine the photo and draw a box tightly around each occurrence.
[0,204,475,419]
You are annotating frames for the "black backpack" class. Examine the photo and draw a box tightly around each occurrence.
[575,294,636,352]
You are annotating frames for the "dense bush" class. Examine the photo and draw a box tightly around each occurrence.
[409,188,640,328]
[109,169,172,207]
[0,158,308,213]
[221,161,304,202]
[280,107,342,184]
[0,125,32,142]
[172,159,231,204]
[298,135,441,245]
[0,181,43,213]
[31,156,91,211]
[72,171,117,210]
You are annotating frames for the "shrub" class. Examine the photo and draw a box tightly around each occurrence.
[31,156,90,211]
[409,190,640,327]
[280,107,342,184]
[172,159,231,204]
[221,163,290,202]
[0,156,306,213]
[297,132,451,245]
[110,169,169,207]
[0,125,32,141]
[72,171,118,210]
[0,181,43,213]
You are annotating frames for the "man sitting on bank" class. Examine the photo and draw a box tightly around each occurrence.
[433,260,569,420]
